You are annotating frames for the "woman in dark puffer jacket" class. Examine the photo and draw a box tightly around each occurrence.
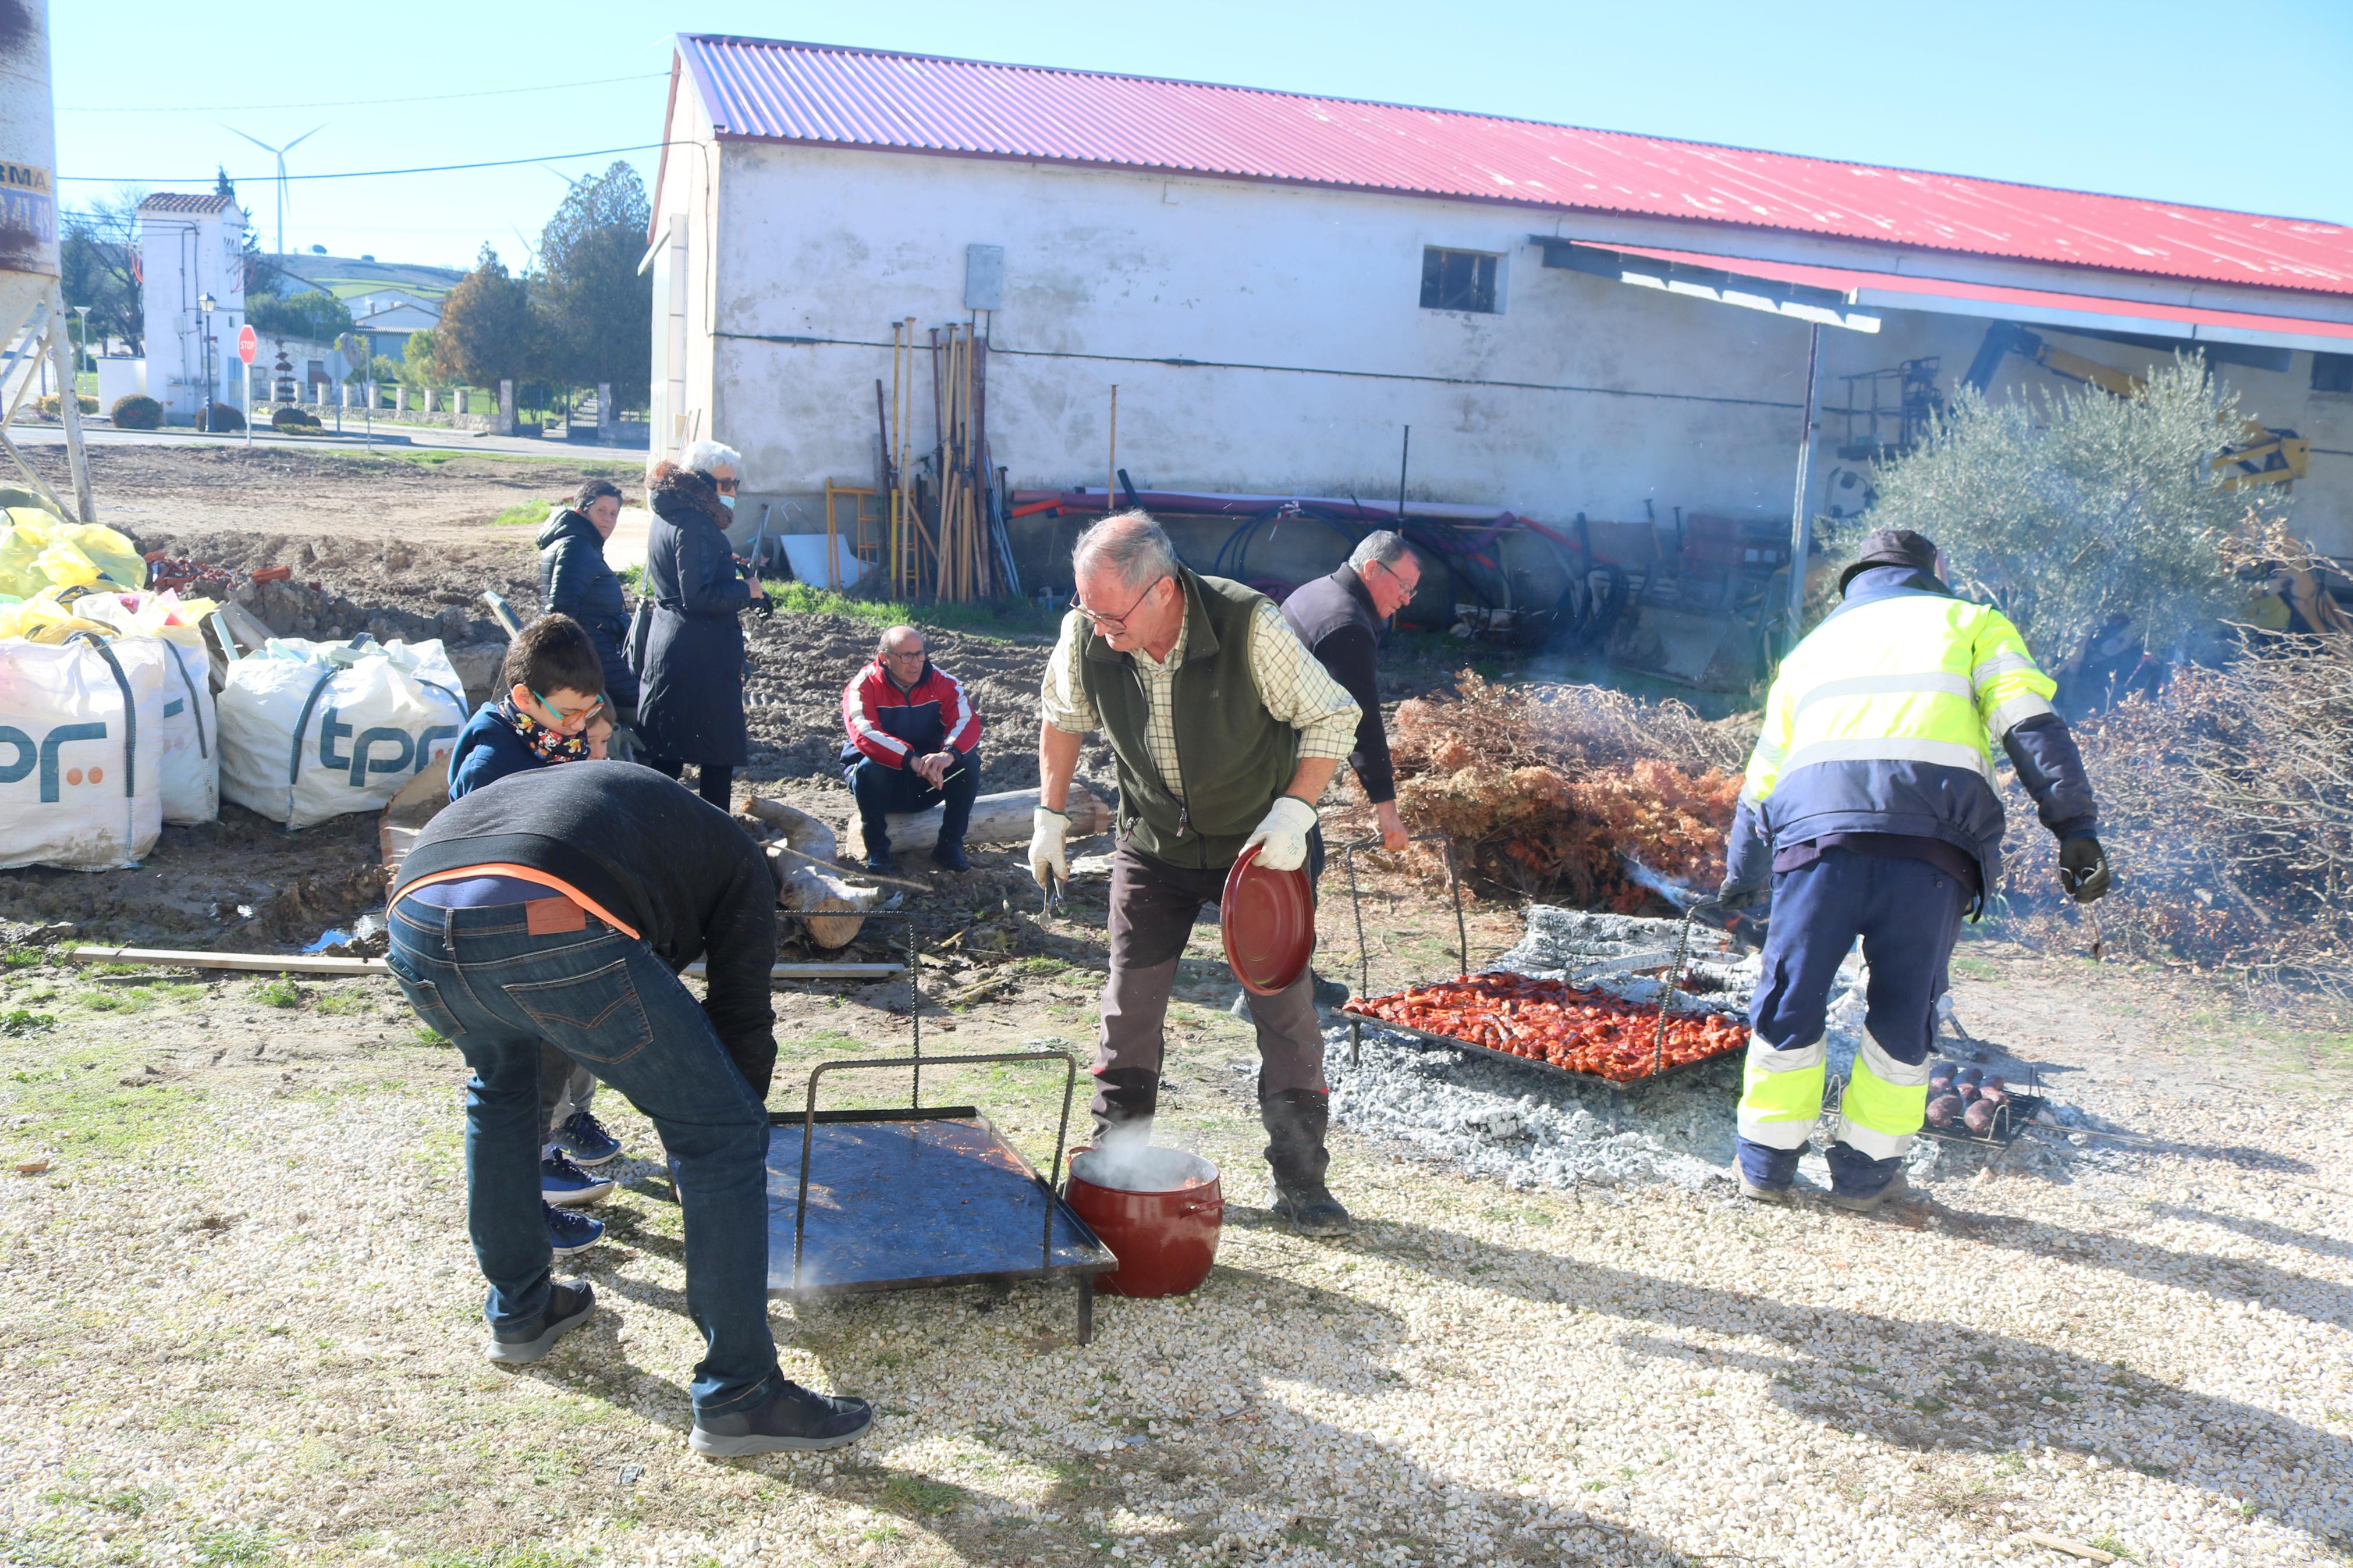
[537,478,640,741]
[634,456,765,808]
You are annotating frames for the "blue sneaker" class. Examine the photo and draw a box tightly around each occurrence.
[552,1108,623,1167]
[545,1200,605,1257]
[542,1149,615,1207]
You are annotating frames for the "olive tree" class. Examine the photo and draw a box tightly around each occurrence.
[1848,358,2290,662]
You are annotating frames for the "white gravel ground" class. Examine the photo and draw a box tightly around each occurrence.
[2,955,2350,1568]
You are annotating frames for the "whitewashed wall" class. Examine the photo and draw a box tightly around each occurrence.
[658,138,2353,565]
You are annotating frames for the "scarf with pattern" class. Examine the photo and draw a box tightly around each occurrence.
[498,698,594,765]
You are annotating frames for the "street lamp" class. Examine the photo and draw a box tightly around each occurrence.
[72,304,91,376]
[198,293,218,432]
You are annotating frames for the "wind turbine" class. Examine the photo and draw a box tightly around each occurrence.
[222,123,325,258]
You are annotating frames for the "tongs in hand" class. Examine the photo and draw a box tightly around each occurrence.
[1039,872,1067,922]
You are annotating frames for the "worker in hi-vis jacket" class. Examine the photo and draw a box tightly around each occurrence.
[1717,528,2110,1211]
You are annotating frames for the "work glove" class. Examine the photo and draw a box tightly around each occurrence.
[1242,796,1319,873]
[2058,834,2111,904]
[1713,876,1766,912]
[1029,806,1070,891]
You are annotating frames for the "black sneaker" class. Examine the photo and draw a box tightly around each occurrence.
[487,1279,596,1366]
[689,1381,875,1457]
[932,841,971,872]
[864,845,896,874]
[1270,1182,1357,1237]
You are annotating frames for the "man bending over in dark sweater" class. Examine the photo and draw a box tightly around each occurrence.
[388,762,871,1456]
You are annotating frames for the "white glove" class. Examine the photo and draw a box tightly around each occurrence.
[1242,795,1318,872]
[1029,806,1070,890]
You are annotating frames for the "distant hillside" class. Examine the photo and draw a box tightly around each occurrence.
[258,254,464,300]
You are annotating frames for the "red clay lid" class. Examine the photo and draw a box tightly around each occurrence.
[1221,844,1315,996]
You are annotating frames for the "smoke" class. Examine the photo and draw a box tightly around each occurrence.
[1618,855,1705,908]
[1074,1124,1215,1194]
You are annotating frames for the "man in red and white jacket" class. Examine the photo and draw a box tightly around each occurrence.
[840,624,982,873]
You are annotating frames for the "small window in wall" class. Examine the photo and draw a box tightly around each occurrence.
[1421,247,1499,314]
[2313,352,2353,393]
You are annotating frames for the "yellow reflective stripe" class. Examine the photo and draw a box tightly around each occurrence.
[1833,1035,1928,1160]
[1857,1034,1930,1087]
[1781,735,1993,780]
[1986,692,2054,738]
[1792,671,1973,717]
[1747,1032,1824,1072]
[1970,650,2040,688]
[1738,1033,1825,1149]
[1829,1114,1913,1161]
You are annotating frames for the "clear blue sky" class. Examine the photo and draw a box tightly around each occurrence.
[51,0,2353,273]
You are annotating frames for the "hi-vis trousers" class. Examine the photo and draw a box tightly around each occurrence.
[1736,849,1969,1198]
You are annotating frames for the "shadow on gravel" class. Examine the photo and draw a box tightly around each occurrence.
[1362,1214,2345,1539]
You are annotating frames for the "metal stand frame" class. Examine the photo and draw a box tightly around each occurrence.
[765,906,1113,1340]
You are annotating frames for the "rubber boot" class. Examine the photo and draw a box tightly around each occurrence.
[1088,1066,1159,1147]
[1261,1088,1353,1236]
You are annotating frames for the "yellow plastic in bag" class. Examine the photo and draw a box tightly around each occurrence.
[0,586,114,643]
[0,508,147,599]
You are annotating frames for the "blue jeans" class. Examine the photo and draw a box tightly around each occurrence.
[846,750,981,853]
[386,898,786,1417]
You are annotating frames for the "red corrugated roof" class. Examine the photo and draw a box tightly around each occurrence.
[675,35,2353,301]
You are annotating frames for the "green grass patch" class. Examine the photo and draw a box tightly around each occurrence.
[491,500,554,528]
[192,1528,278,1566]
[4,948,47,970]
[2,1072,198,1157]
[311,990,374,1016]
[1,1008,55,1036]
[762,579,1059,641]
[253,977,301,1009]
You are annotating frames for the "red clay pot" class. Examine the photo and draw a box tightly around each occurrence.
[1064,1147,1223,1298]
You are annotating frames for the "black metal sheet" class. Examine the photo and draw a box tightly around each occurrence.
[766,1112,1113,1296]
[1350,1012,1739,1090]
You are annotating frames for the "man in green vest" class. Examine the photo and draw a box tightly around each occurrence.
[1031,513,1365,1235]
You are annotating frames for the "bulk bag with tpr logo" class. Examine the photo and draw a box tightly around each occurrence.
[0,631,165,870]
[218,636,467,829]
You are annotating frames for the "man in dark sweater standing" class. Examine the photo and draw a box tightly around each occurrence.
[1281,531,1422,855]
[387,762,871,1456]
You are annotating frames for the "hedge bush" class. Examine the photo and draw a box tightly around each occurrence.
[197,402,245,433]
[271,406,323,432]
[36,394,98,416]
[109,394,162,430]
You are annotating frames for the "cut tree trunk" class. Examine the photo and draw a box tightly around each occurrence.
[843,784,1113,862]
[740,797,885,948]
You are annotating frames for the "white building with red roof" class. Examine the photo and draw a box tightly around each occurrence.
[647,35,2353,584]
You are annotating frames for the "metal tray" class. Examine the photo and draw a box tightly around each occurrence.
[1915,1091,2047,1150]
[1347,1009,1743,1091]
[769,1051,1117,1342]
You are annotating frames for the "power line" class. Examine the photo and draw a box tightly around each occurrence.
[56,143,677,184]
[58,72,666,112]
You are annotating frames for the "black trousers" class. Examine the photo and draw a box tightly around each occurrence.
[649,756,734,810]
[845,752,981,852]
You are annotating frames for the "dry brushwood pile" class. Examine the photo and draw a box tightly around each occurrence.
[1390,674,1755,906]
[1996,632,2353,996]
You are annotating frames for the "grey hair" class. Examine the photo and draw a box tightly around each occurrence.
[876,624,924,656]
[1347,530,1415,572]
[680,438,741,475]
[1073,510,1179,590]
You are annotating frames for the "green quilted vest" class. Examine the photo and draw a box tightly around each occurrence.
[1077,568,1298,869]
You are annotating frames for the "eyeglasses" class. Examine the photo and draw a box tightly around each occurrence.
[1069,575,1167,634]
[882,646,927,662]
[530,688,606,726]
[714,476,739,495]
[1369,557,1420,596]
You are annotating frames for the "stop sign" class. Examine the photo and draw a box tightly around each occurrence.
[236,324,258,365]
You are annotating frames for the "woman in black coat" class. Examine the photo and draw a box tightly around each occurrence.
[634,460,765,808]
[537,478,640,726]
